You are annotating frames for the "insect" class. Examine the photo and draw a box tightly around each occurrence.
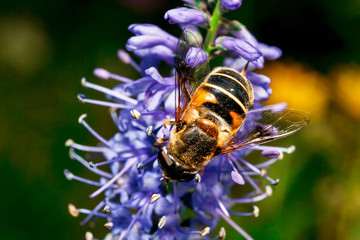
[157,28,309,182]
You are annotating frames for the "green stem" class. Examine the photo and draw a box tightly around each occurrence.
[204,0,222,54]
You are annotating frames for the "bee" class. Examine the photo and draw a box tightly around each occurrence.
[157,28,309,182]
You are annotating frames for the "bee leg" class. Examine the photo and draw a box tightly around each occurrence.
[163,119,175,128]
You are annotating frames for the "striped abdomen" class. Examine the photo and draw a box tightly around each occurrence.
[191,67,254,132]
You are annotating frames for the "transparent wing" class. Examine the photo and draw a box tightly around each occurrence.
[219,108,310,154]
[174,26,210,125]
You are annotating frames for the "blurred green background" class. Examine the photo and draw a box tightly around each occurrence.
[1,0,360,239]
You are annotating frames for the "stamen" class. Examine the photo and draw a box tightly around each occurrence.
[78,114,112,147]
[265,185,273,196]
[237,157,279,185]
[158,216,167,229]
[254,158,279,168]
[78,94,133,109]
[68,203,79,217]
[219,227,226,239]
[150,193,161,203]
[117,49,141,73]
[228,156,262,194]
[64,169,103,187]
[85,232,93,240]
[103,205,111,213]
[65,139,110,153]
[137,163,144,174]
[81,200,105,226]
[93,68,134,83]
[81,77,137,105]
[205,182,229,217]
[130,109,141,119]
[231,191,269,204]
[216,208,253,240]
[228,205,260,217]
[251,145,295,154]
[76,208,110,218]
[253,205,260,217]
[104,222,113,230]
[200,226,210,237]
[90,157,138,198]
[146,126,153,136]
[69,148,112,179]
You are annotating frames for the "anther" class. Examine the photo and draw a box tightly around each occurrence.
[158,216,166,229]
[89,161,96,168]
[194,173,201,183]
[130,109,141,119]
[137,163,143,174]
[81,77,87,86]
[287,145,296,154]
[117,49,131,64]
[200,226,210,237]
[102,205,111,213]
[278,151,284,160]
[104,222,113,230]
[271,178,280,185]
[253,206,260,218]
[146,126,153,136]
[265,185,273,196]
[68,203,79,217]
[94,68,110,80]
[219,227,226,239]
[77,94,85,103]
[65,139,74,147]
[78,114,87,124]
[260,168,267,176]
[85,232,93,240]
[64,169,73,180]
[150,193,161,203]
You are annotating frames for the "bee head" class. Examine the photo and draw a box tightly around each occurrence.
[157,147,197,182]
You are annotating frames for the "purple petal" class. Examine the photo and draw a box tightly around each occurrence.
[221,0,242,10]
[246,72,271,87]
[258,43,282,60]
[134,45,175,66]
[128,24,177,42]
[185,47,207,68]
[231,171,245,185]
[164,7,207,25]
[164,90,176,114]
[126,35,177,52]
[218,36,262,62]
[253,85,270,101]
[122,76,154,95]
[232,27,258,47]
[145,67,174,85]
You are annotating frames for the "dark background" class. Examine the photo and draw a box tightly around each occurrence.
[1,0,359,239]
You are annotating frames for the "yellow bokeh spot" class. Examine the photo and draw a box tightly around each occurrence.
[259,62,328,121]
[331,64,360,120]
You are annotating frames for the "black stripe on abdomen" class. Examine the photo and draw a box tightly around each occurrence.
[206,73,251,109]
[201,86,246,125]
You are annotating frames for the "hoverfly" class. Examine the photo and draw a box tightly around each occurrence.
[157,27,309,182]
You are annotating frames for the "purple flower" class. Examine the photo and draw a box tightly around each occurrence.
[185,47,207,67]
[164,7,208,25]
[66,1,303,240]
[217,36,262,64]
[221,0,242,10]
